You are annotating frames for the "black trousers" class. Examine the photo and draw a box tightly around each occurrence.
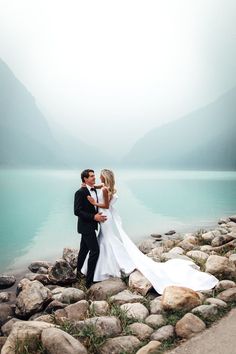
[77,230,99,287]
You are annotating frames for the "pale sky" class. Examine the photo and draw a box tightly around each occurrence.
[0,0,235,156]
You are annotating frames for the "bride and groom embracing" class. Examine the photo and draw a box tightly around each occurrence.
[74,169,219,292]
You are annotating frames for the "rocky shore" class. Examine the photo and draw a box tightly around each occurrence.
[0,214,236,354]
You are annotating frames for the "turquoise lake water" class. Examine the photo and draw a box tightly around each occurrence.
[0,168,236,274]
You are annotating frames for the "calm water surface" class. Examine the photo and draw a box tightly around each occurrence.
[0,168,236,273]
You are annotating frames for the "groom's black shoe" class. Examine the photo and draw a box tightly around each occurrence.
[76,270,85,280]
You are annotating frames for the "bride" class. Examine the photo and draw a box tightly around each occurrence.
[81,169,219,294]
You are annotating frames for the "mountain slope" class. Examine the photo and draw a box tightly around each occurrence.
[0,59,113,168]
[123,87,236,170]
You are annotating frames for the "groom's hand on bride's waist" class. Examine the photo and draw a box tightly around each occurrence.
[94,212,107,222]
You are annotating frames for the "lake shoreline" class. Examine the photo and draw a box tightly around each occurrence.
[0,213,236,354]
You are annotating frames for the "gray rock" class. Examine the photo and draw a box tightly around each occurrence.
[205,298,227,308]
[57,287,85,304]
[15,279,52,318]
[136,340,162,354]
[128,270,152,296]
[175,313,206,339]
[138,239,159,254]
[99,336,140,354]
[0,337,7,352]
[0,275,16,289]
[120,302,149,321]
[192,304,218,318]
[217,287,236,302]
[215,280,236,291]
[0,292,10,303]
[202,230,221,242]
[55,300,89,321]
[76,316,122,337]
[165,230,176,235]
[48,259,76,284]
[150,325,175,341]
[145,314,165,328]
[1,320,54,354]
[150,297,163,314]
[0,304,14,326]
[45,300,67,313]
[169,247,184,255]
[89,301,110,316]
[205,255,236,276]
[128,322,154,340]
[229,254,236,265]
[229,215,236,223]
[150,234,162,240]
[110,289,144,305]
[1,318,20,336]
[28,261,52,273]
[62,247,79,269]
[211,235,234,247]
[41,327,87,354]
[88,278,126,301]
[186,250,209,262]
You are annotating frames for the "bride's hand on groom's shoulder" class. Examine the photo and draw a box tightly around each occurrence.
[87,195,96,205]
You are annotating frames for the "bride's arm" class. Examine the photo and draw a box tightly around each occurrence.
[87,187,110,209]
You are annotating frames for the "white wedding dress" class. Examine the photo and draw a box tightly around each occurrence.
[81,190,219,294]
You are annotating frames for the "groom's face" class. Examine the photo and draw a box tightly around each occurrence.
[85,171,96,186]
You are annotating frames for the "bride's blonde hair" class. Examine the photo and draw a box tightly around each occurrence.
[101,169,117,196]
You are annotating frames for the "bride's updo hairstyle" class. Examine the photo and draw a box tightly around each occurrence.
[101,169,117,196]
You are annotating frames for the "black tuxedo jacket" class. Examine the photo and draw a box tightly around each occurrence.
[74,187,98,234]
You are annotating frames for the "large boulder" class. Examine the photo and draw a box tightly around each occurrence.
[0,275,16,289]
[99,336,140,354]
[1,318,20,336]
[55,300,89,321]
[88,278,126,301]
[75,316,122,337]
[15,279,52,318]
[48,259,76,284]
[53,287,85,304]
[162,286,202,311]
[1,321,54,354]
[41,327,87,354]
[128,270,152,296]
[62,248,79,269]
[205,255,236,277]
[175,313,206,339]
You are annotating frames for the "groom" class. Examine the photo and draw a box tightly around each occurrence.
[74,169,107,288]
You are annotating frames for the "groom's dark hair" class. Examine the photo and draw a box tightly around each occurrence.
[81,169,94,182]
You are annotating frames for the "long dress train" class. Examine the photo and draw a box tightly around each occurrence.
[81,191,219,294]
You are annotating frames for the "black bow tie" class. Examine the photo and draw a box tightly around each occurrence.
[90,188,96,192]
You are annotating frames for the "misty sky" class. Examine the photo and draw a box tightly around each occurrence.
[0,0,235,156]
